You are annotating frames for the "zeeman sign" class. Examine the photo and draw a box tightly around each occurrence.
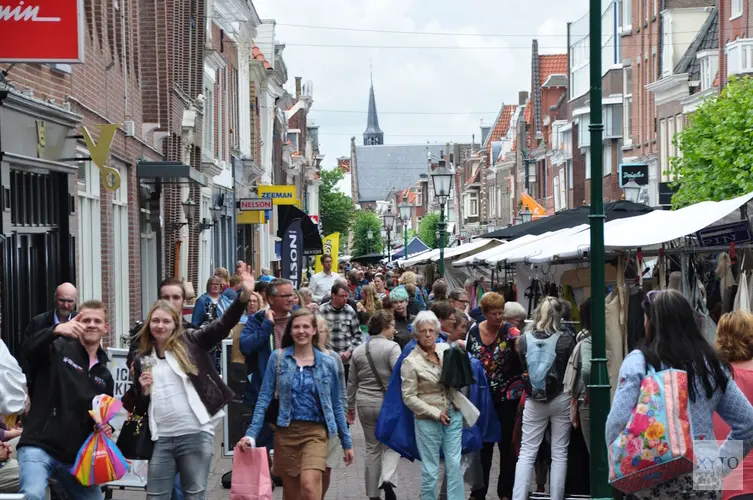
[257,185,299,207]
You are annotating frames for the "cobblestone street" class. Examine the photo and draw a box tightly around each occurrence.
[109,418,491,500]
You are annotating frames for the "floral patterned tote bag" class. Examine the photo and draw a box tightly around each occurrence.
[608,367,695,493]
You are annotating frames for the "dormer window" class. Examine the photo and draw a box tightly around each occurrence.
[697,50,719,91]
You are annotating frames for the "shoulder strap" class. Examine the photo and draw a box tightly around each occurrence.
[365,341,386,393]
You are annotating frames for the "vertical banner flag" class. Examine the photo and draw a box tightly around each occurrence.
[282,219,304,289]
[314,233,340,274]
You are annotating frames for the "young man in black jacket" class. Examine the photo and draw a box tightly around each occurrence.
[17,300,114,500]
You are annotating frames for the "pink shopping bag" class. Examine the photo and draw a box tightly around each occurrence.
[231,446,273,500]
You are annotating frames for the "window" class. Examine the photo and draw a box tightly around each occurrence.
[667,117,675,160]
[570,36,589,99]
[604,105,624,138]
[585,150,592,179]
[578,115,591,148]
[140,207,158,318]
[77,154,102,303]
[553,175,561,212]
[699,53,719,91]
[217,69,225,162]
[662,13,673,77]
[562,127,573,159]
[559,166,568,210]
[624,66,633,146]
[731,0,743,19]
[638,0,642,28]
[468,192,479,217]
[621,0,633,33]
[638,60,643,144]
[604,143,613,176]
[654,0,658,17]
[726,39,753,76]
[199,193,212,287]
[112,163,129,347]
[203,77,215,158]
[644,0,649,23]
[660,119,668,180]
[675,115,684,159]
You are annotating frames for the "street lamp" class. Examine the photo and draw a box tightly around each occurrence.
[431,160,454,277]
[399,200,412,261]
[521,208,533,224]
[367,230,373,255]
[382,211,395,261]
[622,179,641,204]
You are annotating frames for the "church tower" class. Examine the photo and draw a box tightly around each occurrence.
[363,73,384,146]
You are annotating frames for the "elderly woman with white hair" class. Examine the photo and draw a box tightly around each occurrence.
[400,311,466,500]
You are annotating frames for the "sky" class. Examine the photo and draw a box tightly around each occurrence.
[252,0,591,170]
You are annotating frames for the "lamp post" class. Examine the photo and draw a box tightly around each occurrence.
[367,230,373,255]
[520,208,533,224]
[622,179,641,204]
[431,160,453,277]
[588,0,611,496]
[399,200,411,261]
[382,211,395,261]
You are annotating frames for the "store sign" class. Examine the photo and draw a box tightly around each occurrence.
[659,182,679,206]
[619,163,649,187]
[309,215,319,225]
[281,218,303,289]
[697,221,753,247]
[257,185,298,205]
[82,124,121,191]
[0,0,86,63]
[239,198,272,211]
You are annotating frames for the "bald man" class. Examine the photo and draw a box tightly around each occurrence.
[24,283,78,340]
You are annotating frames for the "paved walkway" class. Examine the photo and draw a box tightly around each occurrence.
[109,419,494,500]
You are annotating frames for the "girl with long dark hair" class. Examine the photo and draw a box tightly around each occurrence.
[607,290,753,499]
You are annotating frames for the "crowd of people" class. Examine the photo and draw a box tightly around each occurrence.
[0,253,753,500]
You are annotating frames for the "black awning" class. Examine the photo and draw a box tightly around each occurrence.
[137,161,208,186]
[351,252,386,262]
[276,205,323,256]
[480,200,654,240]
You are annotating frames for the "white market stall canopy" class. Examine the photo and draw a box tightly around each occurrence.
[399,248,439,267]
[429,239,503,262]
[454,234,533,266]
[487,191,753,266]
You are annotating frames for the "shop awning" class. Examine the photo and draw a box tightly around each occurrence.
[399,248,439,267]
[391,237,431,260]
[136,161,209,186]
[276,205,323,256]
[479,200,652,240]
[487,225,590,265]
[528,191,753,263]
[454,235,535,267]
[429,239,504,262]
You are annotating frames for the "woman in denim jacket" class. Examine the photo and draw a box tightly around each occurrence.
[239,308,354,500]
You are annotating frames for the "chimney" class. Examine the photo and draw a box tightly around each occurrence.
[295,77,302,99]
[519,91,529,105]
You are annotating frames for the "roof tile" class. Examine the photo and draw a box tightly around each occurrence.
[538,54,568,86]
[251,42,271,70]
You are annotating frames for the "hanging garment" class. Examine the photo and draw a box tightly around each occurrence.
[693,277,718,346]
[605,290,624,402]
[734,270,750,312]
[626,289,646,353]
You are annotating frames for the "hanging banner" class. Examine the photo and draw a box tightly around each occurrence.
[314,232,340,274]
[0,0,86,63]
[281,218,303,289]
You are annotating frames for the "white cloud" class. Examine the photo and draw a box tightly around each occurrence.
[252,0,589,166]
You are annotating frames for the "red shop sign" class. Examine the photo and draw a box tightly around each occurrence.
[0,0,85,63]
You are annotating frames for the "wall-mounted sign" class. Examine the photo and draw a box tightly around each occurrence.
[697,221,753,247]
[237,210,265,224]
[659,182,679,207]
[0,0,85,63]
[618,163,649,187]
[82,124,121,191]
[239,198,272,211]
[257,185,298,205]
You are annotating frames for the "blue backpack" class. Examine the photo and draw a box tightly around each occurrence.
[524,331,562,402]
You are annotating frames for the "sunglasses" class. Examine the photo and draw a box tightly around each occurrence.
[645,290,664,305]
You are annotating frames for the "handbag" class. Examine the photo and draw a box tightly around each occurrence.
[608,366,694,493]
[365,341,386,393]
[231,446,273,500]
[264,350,281,425]
[440,346,475,389]
[115,412,153,461]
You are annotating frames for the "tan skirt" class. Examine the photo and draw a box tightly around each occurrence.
[273,421,328,477]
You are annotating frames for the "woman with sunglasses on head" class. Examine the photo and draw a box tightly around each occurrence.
[607,290,753,500]
[239,308,354,500]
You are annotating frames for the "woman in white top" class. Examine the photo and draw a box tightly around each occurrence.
[125,267,254,500]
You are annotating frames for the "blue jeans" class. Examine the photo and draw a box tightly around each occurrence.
[17,446,103,500]
[147,432,213,500]
[414,408,464,500]
[172,473,183,500]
